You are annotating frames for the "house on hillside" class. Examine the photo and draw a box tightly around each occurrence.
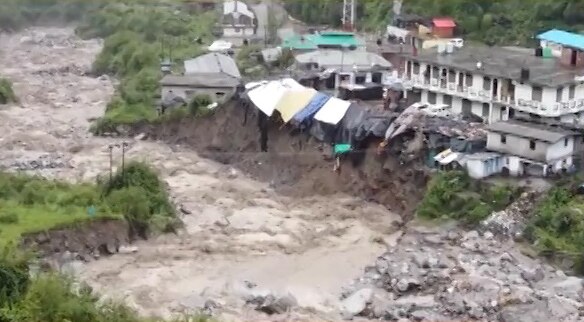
[485,120,581,176]
[160,53,241,104]
[221,0,257,42]
[282,31,366,53]
[293,49,393,94]
[432,17,456,39]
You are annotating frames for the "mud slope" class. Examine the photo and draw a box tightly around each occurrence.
[134,102,428,216]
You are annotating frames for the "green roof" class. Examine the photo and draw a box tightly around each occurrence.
[282,32,364,50]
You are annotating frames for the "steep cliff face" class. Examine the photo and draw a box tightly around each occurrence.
[132,102,428,218]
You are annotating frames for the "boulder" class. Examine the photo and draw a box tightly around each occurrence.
[340,288,374,317]
[256,293,297,315]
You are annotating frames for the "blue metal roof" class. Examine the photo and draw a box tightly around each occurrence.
[537,29,584,50]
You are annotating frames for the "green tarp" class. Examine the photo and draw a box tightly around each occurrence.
[334,144,352,155]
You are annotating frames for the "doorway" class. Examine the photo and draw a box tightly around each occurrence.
[462,99,472,116]
[492,78,499,98]
[571,49,578,66]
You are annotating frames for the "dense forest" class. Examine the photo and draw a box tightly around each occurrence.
[283,0,584,45]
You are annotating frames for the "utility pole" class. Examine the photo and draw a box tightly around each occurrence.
[121,142,129,186]
[342,0,356,32]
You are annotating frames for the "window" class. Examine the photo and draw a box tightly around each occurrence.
[428,92,437,104]
[483,76,491,91]
[530,140,536,150]
[532,86,543,101]
[443,94,452,106]
[413,62,420,75]
[482,103,489,117]
[569,85,576,100]
[432,66,439,79]
[565,137,569,147]
[465,73,473,86]
[557,87,563,102]
[500,135,507,144]
[216,92,226,97]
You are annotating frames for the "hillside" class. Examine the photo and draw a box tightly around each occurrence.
[283,0,584,45]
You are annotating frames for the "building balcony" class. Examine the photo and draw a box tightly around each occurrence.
[402,75,511,105]
[402,75,584,117]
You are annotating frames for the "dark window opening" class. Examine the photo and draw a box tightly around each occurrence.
[500,135,507,144]
[532,86,543,101]
[565,137,569,147]
[530,140,536,150]
[428,92,437,104]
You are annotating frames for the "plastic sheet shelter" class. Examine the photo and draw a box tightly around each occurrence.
[292,92,331,124]
[314,97,352,125]
[275,88,318,123]
[247,78,303,116]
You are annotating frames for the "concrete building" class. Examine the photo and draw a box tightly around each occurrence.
[294,49,393,88]
[221,0,256,40]
[486,120,580,176]
[464,152,505,179]
[160,74,240,103]
[160,53,241,104]
[400,41,584,125]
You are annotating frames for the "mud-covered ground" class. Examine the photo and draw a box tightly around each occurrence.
[0,27,404,321]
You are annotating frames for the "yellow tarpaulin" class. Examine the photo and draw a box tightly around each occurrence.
[274,89,318,123]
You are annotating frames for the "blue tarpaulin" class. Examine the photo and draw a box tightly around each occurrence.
[292,92,330,124]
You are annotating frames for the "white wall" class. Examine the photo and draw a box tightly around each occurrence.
[546,137,574,161]
[222,26,255,37]
[507,156,524,176]
[162,86,235,103]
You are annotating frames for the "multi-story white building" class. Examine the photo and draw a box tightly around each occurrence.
[399,30,584,125]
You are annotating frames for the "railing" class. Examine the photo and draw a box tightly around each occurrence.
[402,75,584,117]
[402,75,511,104]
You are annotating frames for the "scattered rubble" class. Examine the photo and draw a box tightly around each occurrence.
[344,226,584,322]
[482,192,541,239]
[8,153,70,171]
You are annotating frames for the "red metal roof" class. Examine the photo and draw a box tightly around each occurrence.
[432,18,456,28]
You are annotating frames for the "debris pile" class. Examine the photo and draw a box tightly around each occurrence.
[482,191,542,239]
[342,226,583,322]
[9,153,70,171]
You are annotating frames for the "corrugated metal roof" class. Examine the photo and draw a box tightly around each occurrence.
[160,74,240,88]
[295,49,392,71]
[487,120,576,143]
[537,29,584,51]
[432,18,456,28]
[184,53,241,79]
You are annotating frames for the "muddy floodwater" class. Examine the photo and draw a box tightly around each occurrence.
[0,27,402,320]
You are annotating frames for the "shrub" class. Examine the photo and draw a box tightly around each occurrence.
[0,213,18,225]
[188,94,213,117]
[101,162,175,238]
[0,78,16,104]
[418,171,518,225]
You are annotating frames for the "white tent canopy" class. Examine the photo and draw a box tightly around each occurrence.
[246,78,304,116]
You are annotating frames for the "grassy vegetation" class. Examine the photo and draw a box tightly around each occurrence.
[417,171,519,225]
[524,178,584,273]
[0,162,188,321]
[0,161,176,247]
[76,2,216,135]
[0,245,212,322]
[0,78,17,105]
